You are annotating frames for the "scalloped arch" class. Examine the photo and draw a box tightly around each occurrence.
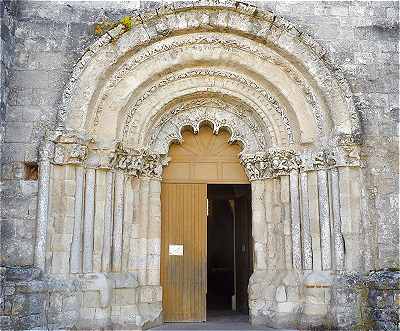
[57,0,361,154]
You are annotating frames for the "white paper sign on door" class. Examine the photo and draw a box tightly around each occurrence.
[169,244,184,256]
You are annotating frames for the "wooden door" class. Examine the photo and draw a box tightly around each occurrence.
[161,183,207,322]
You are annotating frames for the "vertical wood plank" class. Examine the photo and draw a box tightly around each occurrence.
[161,183,207,322]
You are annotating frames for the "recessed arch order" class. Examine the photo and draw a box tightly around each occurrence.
[35,2,367,330]
[58,2,360,154]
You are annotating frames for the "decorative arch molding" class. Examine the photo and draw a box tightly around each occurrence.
[146,97,269,155]
[34,2,369,330]
[58,2,361,146]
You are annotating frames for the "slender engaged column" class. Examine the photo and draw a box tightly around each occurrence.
[83,168,96,273]
[70,166,84,273]
[280,175,292,270]
[147,179,162,285]
[300,172,313,270]
[308,171,322,271]
[112,171,125,272]
[317,169,332,270]
[251,180,267,270]
[122,176,135,272]
[102,171,114,272]
[289,171,302,270]
[330,168,345,270]
[34,142,53,270]
[139,178,150,284]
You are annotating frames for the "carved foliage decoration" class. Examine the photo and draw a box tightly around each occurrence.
[49,131,88,165]
[241,145,362,180]
[240,150,302,180]
[109,143,169,178]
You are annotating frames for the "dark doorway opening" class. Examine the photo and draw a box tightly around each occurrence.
[207,184,253,317]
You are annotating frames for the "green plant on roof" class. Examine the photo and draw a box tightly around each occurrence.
[120,16,133,31]
[94,16,133,37]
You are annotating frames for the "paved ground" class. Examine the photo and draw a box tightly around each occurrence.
[151,310,298,330]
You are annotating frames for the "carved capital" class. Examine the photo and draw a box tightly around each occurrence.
[241,145,362,180]
[240,149,302,180]
[53,143,88,165]
[109,143,169,179]
[336,133,362,146]
[312,150,336,169]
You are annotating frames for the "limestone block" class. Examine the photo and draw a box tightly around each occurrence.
[146,239,161,255]
[275,286,287,303]
[286,286,300,302]
[147,269,160,286]
[112,272,138,289]
[119,304,140,322]
[83,291,100,308]
[113,288,137,306]
[305,288,325,304]
[303,303,328,316]
[139,286,161,303]
[51,251,69,274]
[276,301,300,313]
[94,306,111,320]
[79,307,96,320]
[111,305,121,318]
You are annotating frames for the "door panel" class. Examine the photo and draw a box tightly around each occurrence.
[161,183,207,322]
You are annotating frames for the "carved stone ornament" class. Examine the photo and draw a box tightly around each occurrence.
[53,143,88,165]
[148,98,268,154]
[109,143,169,178]
[38,140,55,162]
[242,146,364,180]
[240,150,302,180]
[313,150,336,169]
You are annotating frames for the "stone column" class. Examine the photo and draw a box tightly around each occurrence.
[251,180,267,271]
[102,171,114,272]
[83,168,96,273]
[70,166,84,273]
[147,179,162,285]
[112,171,125,272]
[280,175,293,270]
[139,177,150,284]
[34,141,53,270]
[300,172,313,270]
[289,170,302,270]
[330,168,345,270]
[317,169,332,270]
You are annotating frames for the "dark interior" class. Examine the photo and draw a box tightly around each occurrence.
[207,184,252,314]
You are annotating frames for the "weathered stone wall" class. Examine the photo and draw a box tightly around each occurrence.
[1,0,398,270]
[0,1,399,330]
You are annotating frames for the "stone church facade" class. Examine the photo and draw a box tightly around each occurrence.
[1,1,399,330]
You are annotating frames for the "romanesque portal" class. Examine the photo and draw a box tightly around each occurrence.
[33,2,369,329]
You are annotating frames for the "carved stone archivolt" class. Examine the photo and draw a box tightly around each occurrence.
[122,68,295,144]
[147,98,269,154]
